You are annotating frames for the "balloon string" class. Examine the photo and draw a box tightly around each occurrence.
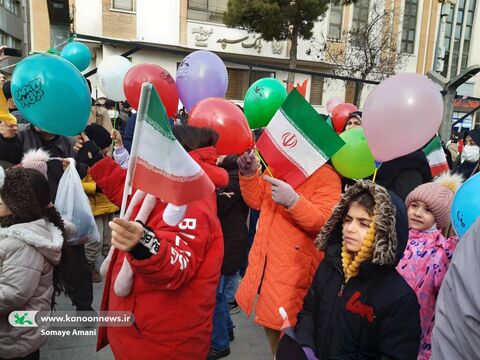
[372,161,381,183]
[253,147,273,177]
[372,167,379,183]
[112,102,118,147]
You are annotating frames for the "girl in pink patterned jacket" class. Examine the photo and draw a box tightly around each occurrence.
[397,173,463,360]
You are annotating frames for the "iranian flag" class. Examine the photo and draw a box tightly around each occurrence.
[121,83,214,214]
[256,89,345,188]
[423,135,450,177]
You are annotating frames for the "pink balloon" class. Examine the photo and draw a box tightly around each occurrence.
[326,96,343,113]
[363,73,443,162]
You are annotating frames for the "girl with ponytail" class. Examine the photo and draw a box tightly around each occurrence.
[290,180,421,360]
[0,167,72,360]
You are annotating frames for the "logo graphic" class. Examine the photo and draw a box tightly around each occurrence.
[14,78,44,108]
[345,291,374,322]
[160,71,175,85]
[176,59,190,78]
[281,132,298,148]
[457,211,465,228]
[9,311,39,327]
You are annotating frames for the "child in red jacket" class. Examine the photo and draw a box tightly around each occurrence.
[77,125,228,360]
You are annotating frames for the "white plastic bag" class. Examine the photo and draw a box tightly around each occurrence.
[54,158,100,245]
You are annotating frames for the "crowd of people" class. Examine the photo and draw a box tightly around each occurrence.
[1,46,480,360]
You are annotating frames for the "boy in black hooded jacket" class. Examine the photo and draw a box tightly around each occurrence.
[294,180,420,359]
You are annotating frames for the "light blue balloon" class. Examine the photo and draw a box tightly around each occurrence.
[12,54,91,136]
[60,42,91,71]
[451,172,480,237]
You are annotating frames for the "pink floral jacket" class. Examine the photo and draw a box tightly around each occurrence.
[396,229,458,360]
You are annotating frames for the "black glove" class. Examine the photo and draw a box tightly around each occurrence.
[76,140,104,167]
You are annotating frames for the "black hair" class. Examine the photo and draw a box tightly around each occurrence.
[172,125,219,152]
[2,80,12,100]
[0,168,74,308]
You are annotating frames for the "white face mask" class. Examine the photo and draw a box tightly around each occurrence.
[461,144,480,163]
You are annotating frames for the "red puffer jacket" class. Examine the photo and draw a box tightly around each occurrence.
[90,150,227,360]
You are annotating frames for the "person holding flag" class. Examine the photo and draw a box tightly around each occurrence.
[75,84,228,360]
[235,90,344,355]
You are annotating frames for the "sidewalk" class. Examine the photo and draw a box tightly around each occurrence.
[40,282,271,359]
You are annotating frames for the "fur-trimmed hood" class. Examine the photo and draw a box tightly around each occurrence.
[315,180,408,267]
[0,219,63,264]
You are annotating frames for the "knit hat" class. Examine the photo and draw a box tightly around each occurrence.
[0,167,50,221]
[85,123,111,150]
[405,173,464,229]
[20,149,50,179]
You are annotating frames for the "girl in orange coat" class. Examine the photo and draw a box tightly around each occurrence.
[235,151,341,354]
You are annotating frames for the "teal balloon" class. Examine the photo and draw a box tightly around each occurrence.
[244,78,287,129]
[12,54,91,136]
[331,128,376,179]
[60,42,91,71]
[451,173,480,237]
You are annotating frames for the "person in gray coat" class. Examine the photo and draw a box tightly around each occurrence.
[0,167,69,360]
[431,216,480,359]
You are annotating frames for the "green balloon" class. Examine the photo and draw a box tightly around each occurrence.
[331,128,376,179]
[244,78,287,129]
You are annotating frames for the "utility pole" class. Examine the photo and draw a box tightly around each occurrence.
[428,65,480,142]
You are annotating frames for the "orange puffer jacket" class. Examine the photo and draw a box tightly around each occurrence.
[236,164,341,330]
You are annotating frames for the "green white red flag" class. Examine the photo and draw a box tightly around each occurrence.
[256,89,345,188]
[121,83,214,214]
[423,135,450,177]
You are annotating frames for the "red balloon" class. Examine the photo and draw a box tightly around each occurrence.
[189,98,253,155]
[123,64,179,117]
[331,103,358,134]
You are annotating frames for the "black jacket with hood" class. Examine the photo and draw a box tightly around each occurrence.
[295,180,420,359]
[217,155,249,275]
[375,150,432,201]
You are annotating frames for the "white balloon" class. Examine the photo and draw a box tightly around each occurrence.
[97,55,133,101]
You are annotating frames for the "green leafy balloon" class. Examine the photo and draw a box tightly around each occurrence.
[244,78,287,129]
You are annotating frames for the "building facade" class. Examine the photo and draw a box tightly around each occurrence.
[25,0,480,123]
[0,0,28,75]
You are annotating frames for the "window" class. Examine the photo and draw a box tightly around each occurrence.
[310,76,324,105]
[352,0,370,30]
[401,0,418,53]
[328,2,344,41]
[1,0,21,16]
[188,0,228,24]
[461,0,476,69]
[450,0,466,76]
[0,30,21,50]
[112,0,135,12]
[440,6,455,77]
[225,68,274,100]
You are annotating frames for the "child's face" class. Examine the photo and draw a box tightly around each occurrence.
[0,196,12,217]
[342,202,372,252]
[408,200,436,231]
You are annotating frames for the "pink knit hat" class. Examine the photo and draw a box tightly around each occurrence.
[20,149,50,179]
[405,173,463,229]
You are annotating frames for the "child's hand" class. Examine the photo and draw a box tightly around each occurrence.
[111,129,123,149]
[109,218,144,252]
[73,133,90,153]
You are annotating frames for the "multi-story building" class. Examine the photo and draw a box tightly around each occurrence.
[25,0,480,124]
[0,0,28,76]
